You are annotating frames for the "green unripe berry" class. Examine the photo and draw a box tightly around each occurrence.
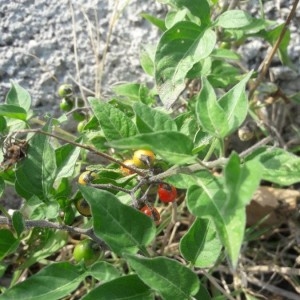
[77,120,87,133]
[73,239,102,265]
[59,98,73,112]
[58,84,73,98]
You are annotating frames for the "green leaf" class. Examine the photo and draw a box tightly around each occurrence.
[82,274,153,300]
[88,261,121,282]
[0,177,4,198]
[19,230,68,269]
[133,103,177,133]
[167,170,217,190]
[193,130,214,154]
[79,186,156,255]
[0,115,7,132]
[30,200,60,220]
[187,155,261,266]
[89,98,137,140]
[179,116,198,138]
[125,254,200,300]
[6,81,31,111]
[140,44,156,76]
[167,0,211,25]
[0,264,6,278]
[55,143,81,180]
[245,147,300,185]
[195,77,225,137]
[165,10,189,29]
[207,60,240,88]
[112,83,141,100]
[215,10,253,29]
[0,262,86,300]
[155,22,216,108]
[218,71,253,132]
[0,229,19,260]
[141,13,166,31]
[193,285,212,300]
[211,48,240,60]
[261,24,291,66]
[12,211,25,238]
[0,104,27,121]
[108,131,195,165]
[180,218,222,267]
[224,153,261,208]
[15,122,56,200]
[196,72,252,138]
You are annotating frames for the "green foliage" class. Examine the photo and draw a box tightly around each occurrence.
[15,121,56,200]
[155,22,216,108]
[0,263,86,300]
[125,254,200,299]
[196,72,252,138]
[79,185,156,255]
[0,1,298,299]
[180,218,222,268]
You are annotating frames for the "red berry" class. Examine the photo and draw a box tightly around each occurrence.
[157,183,177,203]
[140,205,160,225]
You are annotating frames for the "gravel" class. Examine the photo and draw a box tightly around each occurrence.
[0,0,165,114]
[0,1,299,112]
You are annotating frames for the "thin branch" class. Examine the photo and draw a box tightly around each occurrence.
[239,136,273,158]
[17,129,146,177]
[245,265,300,276]
[199,269,236,300]
[247,275,300,300]
[0,216,107,248]
[69,1,88,106]
[151,136,273,181]
[249,0,300,99]
[91,183,132,194]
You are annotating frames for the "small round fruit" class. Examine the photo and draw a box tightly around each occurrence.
[120,159,136,175]
[74,198,91,217]
[133,149,155,169]
[238,123,255,141]
[77,120,87,133]
[73,239,101,265]
[158,183,177,203]
[78,171,97,185]
[238,127,254,141]
[219,41,231,49]
[140,205,160,225]
[59,98,73,112]
[58,84,73,98]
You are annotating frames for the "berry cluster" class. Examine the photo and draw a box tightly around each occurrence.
[57,83,87,132]
[73,149,178,227]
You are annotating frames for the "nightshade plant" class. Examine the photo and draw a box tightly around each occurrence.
[0,0,299,299]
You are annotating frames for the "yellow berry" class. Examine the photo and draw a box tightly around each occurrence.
[120,159,136,175]
[78,171,97,185]
[74,198,92,217]
[133,149,155,169]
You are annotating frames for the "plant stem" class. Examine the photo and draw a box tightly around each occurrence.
[16,129,146,177]
[151,136,273,181]
[0,216,107,248]
[249,0,300,99]
[203,137,218,162]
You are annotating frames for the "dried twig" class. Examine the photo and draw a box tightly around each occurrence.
[247,275,300,300]
[249,0,300,99]
[0,216,107,248]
